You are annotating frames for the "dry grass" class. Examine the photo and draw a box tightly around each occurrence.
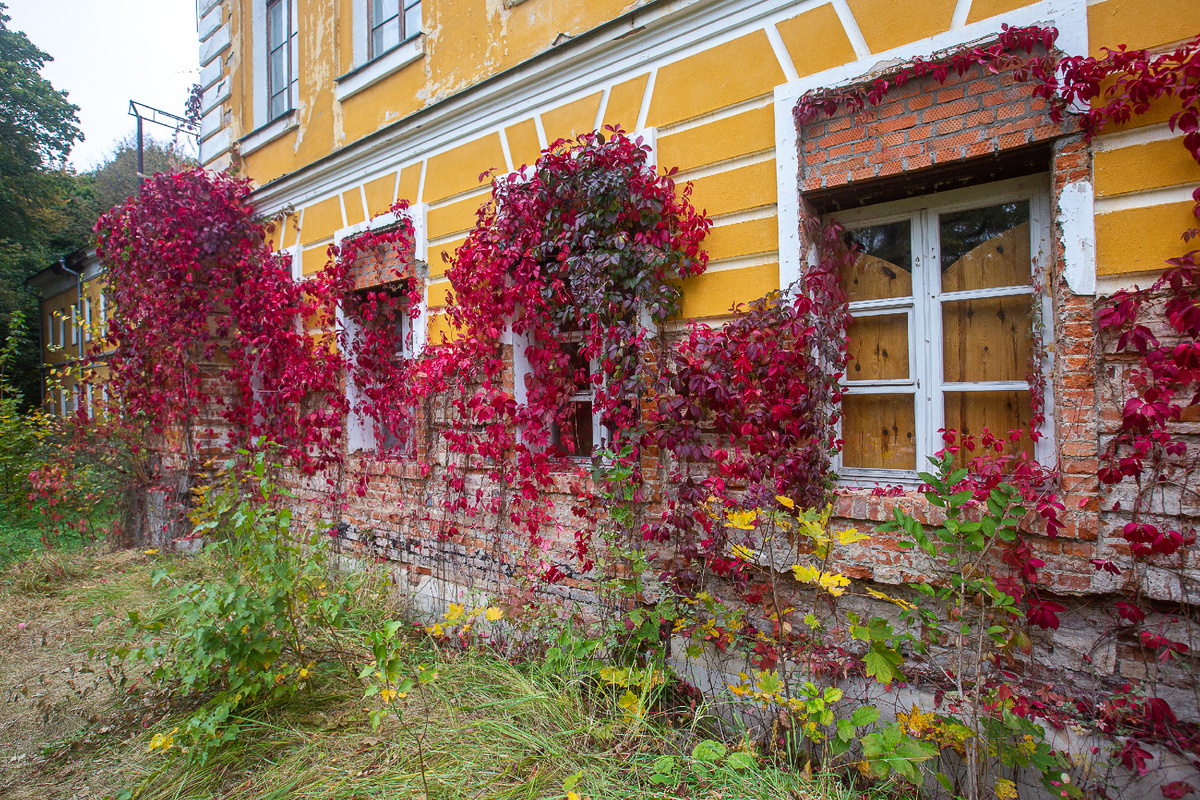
[0,546,869,800]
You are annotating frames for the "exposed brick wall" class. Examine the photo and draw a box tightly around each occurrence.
[349,228,413,291]
[799,59,1069,193]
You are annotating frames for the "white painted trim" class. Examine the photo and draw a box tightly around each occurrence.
[199,23,230,66]
[200,128,232,165]
[830,0,871,59]
[594,86,611,132]
[199,4,223,41]
[499,127,515,173]
[201,77,231,115]
[832,177,1055,481]
[950,0,973,30]
[774,0,1089,295]
[251,0,267,130]
[199,59,223,91]
[1058,179,1097,295]
[351,0,369,67]
[1092,122,1185,152]
[764,23,799,83]
[675,150,775,182]
[660,94,773,136]
[1094,184,1197,213]
[240,113,298,155]
[335,35,425,102]
[709,205,778,227]
[635,68,657,132]
[533,115,548,150]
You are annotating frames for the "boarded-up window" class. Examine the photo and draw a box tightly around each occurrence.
[835,179,1048,479]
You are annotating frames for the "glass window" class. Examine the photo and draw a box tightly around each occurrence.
[371,0,421,59]
[836,183,1048,480]
[266,0,296,121]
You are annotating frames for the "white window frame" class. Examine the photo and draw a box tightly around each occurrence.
[84,296,93,342]
[335,203,428,454]
[68,305,77,346]
[337,0,424,102]
[250,0,299,134]
[831,175,1055,487]
[509,129,658,458]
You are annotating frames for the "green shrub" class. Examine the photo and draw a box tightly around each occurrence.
[117,450,359,759]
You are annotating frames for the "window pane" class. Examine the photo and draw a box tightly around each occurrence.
[268,1,284,48]
[270,46,286,96]
[552,401,594,457]
[270,89,288,120]
[372,0,391,21]
[841,221,912,302]
[940,202,1030,291]
[404,4,421,36]
[841,394,916,470]
[846,313,909,381]
[942,295,1032,383]
[372,20,400,53]
[943,390,1034,461]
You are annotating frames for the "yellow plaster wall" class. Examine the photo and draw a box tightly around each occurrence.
[427,280,453,309]
[397,165,421,203]
[428,236,467,278]
[299,196,346,244]
[505,119,542,170]
[602,73,649,131]
[846,0,956,54]
[966,0,1038,25]
[423,134,506,202]
[1095,201,1198,275]
[1094,138,1200,197]
[704,217,778,262]
[1088,0,1200,58]
[363,173,399,216]
[541,93,603,145]
[427,195,487,239]
[775,4,858,78]
[687,160,777,218]
[343,188,366,225]
[646,31,785,128]
[657,106,775,174]
[302,244,332,276]
[338,60,427,144]
[678,263,780,320]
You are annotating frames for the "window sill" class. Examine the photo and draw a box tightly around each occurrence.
[240,112,297,156]
[336,35,425,103]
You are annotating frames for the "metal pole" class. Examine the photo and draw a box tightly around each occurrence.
[136,114,144,186]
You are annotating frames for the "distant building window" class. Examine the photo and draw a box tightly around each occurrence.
[84,297,93,342]
[370,0,421,58]
[266,0,298,120]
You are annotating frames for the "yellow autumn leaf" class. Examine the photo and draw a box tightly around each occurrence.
[444,603,465,624]
[725,509,758,530]
[995,778,1019,800]
[567,793,581,800]
[835,528,870,546]
[865,586,917,611]
[617,690,641,714]
[731,544,755,562]
[485,607,503,622]
[775,495,795,509]
[143,548,159,555]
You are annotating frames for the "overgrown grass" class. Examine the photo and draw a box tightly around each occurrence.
[0,545,885,800]
[117,639,856,800]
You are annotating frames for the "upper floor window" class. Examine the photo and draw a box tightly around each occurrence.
[370,0,421,58]
[834,177,1052,483]
[267,0,298,120]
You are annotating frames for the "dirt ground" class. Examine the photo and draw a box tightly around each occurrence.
[0,548,166,799]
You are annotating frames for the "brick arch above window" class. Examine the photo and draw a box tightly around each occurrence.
[796,56,1074,212]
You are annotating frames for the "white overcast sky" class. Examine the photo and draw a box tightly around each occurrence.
[6,0,200,170]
